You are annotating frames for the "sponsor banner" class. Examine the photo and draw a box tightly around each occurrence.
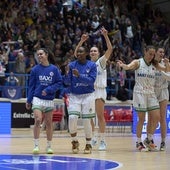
[2,86,22,99]
[132,105,170,134]
[12,103,34,128]
[104,104,170,134]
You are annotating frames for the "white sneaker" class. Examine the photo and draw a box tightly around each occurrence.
[98,140,106,151]
[91,138,98,147]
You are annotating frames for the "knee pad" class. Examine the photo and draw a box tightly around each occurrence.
[69,115,78,134]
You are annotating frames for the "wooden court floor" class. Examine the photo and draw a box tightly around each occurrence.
[0,128,170,170]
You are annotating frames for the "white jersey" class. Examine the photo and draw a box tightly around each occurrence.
[94,56,107,88]
[134,58,156,94]
[155,61,169,90]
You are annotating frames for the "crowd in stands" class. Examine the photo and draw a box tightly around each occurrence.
[0,0,170,99]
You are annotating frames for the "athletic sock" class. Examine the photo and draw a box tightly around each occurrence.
[147,134,153,141]
[34,139,39,147]
[137,138,141,143]
[47,140,51,148]
[99,133,105,141]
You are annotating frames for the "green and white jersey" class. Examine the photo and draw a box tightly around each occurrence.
[155,60,168,90]
[134,58,156,94]
[94,55,107,88]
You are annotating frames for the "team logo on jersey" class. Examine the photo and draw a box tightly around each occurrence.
[86,69,90,73]
[50,72,54,76]
[39,75,53,81]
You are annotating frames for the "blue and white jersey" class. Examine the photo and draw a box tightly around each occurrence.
[134,58,156,94]
[27,64,62,103]
[63,60,97,94]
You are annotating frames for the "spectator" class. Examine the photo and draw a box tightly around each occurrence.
[0,51,6,96]
[0,0,169,102]
[15,52,26,97]
[5,72,19,86]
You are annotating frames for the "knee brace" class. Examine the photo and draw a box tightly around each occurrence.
[69,115,78,134]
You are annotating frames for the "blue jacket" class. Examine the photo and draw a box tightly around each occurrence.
[63,60,97,94]
[27,64,62,103]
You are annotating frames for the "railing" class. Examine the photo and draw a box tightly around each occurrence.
[0,73,30,99]
[0,73,135,100]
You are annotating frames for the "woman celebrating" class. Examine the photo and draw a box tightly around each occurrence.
[147,46,170,151]
[117,45,170,151]
[74,27,113,150]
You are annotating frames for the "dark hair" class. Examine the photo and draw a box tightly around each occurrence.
[144,45,155,52]
[82,45,89,54]
[37,48,57,64]
[82,46,91,60]
[155,46,165,52]
[144,45,156,65]
[37,48,49,55]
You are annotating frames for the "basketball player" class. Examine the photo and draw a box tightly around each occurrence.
[63,46,97,154]
[26,48,62,154]
[74,27,113,150]
[147,46,170,151]
[117,45,169,151]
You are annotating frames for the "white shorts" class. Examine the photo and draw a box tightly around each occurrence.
[155,88,169,102]
[94,87,106,101]
[32,97,54,113]
[67,93,95,119]
[133,92,159,112]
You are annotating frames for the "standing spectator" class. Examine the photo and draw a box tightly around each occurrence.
[142,22,153,46]
[63,45,97,154]
[124,19,134,48]
[15,52,26,97]
[26,48,62,154]
[117,45,169,151]
[5,72,19,86]
[0,50,7,96]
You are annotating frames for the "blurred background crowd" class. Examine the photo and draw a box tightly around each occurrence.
[0,0,170,100]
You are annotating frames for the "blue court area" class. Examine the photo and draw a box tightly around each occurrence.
[0,154,122,170]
